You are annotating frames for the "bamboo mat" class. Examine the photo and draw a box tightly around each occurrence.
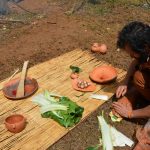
[0,49,126,150]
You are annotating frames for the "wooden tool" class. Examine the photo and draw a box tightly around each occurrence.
[0,68,19,91]
[16,61,29,98]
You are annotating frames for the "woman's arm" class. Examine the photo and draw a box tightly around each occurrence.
[116,59,139,98]
[112,102,150,119]
[131,105,150,118]
[123,59,139,85]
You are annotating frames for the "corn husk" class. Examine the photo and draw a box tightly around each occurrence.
[90,94,109,101]
[98,116,114,150]
[98,115,134,149]
[110,126,134,147]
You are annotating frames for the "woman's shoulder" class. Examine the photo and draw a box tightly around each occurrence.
[139,57,150,71]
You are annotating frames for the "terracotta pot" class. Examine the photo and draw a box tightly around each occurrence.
[91,43,100,52]
[91,43,107,54]
[5,114,26,133]
[89,65,117,83]
[2,77,38,100]
[99,44,107,54]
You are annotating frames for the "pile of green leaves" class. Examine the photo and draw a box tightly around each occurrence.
[32,91,84,128]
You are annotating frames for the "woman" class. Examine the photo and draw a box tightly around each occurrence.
[112,21,150,150]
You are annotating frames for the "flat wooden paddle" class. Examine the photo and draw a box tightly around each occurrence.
[16,61,29,98]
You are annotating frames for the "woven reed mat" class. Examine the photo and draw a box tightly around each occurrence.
[0,49,126,150]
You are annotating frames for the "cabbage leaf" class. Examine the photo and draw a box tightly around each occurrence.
[32,91,84,128]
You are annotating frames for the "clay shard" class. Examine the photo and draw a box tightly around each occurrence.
[72,78,96,92]
[89,65,117,83]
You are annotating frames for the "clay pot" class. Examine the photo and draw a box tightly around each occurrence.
[91,43,100,52]
[72,78,96,92]
[91,43,107,54]
[89,65,117,83]
[99,44,107,54]
[5,114,26,133]
[2,77,38,100]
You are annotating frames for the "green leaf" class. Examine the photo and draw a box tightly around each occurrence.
[41,94,84,128]
[112,115,118,120]
[70,65,82,73]
[86,145,100,150]
[52,111,63,119]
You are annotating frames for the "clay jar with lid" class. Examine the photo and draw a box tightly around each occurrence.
[91,43,107,54]
[5,114,26,133]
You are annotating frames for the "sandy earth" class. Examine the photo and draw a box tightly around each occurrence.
[0,0,150,149]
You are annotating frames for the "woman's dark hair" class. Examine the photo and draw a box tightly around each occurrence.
[117,21,150,54]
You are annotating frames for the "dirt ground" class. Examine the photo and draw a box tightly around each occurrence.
[0,0,150,150]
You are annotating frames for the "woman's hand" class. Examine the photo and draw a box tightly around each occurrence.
[112,102,133,118]
[116,85,127,98]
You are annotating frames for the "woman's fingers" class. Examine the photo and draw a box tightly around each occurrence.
[116,87,123,98]
[116,87,124,98]
[112,102,123,109]
[113,106,123,115]
[112,102,123,110]
[112,101,132,118]
[116,86,127,98]
[121,88,127,96]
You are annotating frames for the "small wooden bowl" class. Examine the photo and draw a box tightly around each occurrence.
[5,114,26,133]
[2,77,38,100]
[89,65,117,83]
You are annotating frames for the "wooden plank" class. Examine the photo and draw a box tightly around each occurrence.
[0,49,126,150]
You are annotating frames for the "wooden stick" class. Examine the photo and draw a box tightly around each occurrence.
[0,68,19,91]
[16,61,29,98]
[7,68,19,82]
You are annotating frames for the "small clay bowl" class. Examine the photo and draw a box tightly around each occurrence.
[89,65,117,83]
[5,114,26,133]
[2,77,38,100]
